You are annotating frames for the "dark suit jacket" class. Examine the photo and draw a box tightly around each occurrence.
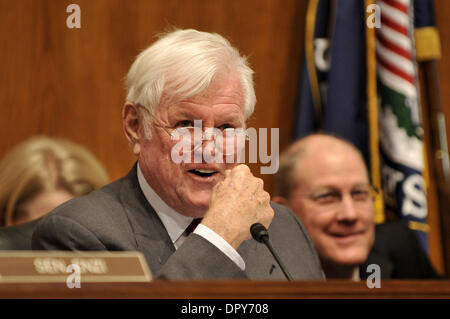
[32,165,324,280]
[0,219,41,250]
[360,220,441,279]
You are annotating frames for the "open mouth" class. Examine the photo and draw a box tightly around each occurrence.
[188,169,218,178]
[331,232,362,237]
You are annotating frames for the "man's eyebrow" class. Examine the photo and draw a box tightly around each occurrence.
[352,183,371,189]
[215,109,245,121]
[216,115,243,125]
[312,184,370,193]
[311,186,338,193]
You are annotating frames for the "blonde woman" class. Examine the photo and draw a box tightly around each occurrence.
[0,136,109,227]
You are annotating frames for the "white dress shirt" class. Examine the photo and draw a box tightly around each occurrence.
[137,163,245,270]
[352,267,361,281]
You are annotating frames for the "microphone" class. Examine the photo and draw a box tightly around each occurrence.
[250,223,293,281]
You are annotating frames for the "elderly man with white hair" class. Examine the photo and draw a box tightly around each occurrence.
[32,29,324,280]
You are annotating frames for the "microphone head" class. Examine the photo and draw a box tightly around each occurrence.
[250,223,269,243]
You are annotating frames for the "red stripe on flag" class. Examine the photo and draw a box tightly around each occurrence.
[381,0,409,14]
[376,52,415,84]
[381,15,409,37]
[376,31,411,60]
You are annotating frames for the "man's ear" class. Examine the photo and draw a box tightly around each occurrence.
[122,102,142,156]
[271,195,289,207]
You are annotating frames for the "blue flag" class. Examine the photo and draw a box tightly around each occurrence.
[293,0,368,159]
[294,0,436,252]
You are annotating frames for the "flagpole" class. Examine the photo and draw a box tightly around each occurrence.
[365,0,385,224]
[422,60,450,183]
[304,0,322,129]
[421,58,450,276]
[415,22,450,275]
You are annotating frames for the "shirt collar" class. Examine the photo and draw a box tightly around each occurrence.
[137,162,193,244]
[352,267,361,281]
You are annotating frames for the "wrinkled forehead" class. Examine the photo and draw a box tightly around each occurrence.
[157,72,247,118]
[293,143,370,190]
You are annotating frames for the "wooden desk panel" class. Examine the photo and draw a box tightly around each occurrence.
[0,280,448,299]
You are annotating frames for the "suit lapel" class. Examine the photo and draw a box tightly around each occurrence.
[118,164,175,274]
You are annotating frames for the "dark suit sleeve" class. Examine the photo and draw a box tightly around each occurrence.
[158,234,246,279]
[361,221,442,279]
[32,215,107,251]
[159,203,324,280]
[272,203,325,280]
[398,224,441,279]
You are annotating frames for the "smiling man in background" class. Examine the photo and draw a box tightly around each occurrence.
[273,133,440,280]
[32,29,324,280]
[273,134,375,279]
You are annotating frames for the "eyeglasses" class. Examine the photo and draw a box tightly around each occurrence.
[161,126,249,156]
[296,185,379,211]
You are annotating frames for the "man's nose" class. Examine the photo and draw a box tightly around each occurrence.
[336,194,358,222]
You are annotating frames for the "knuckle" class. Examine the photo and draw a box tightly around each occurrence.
[257,191,271,205]
[237,164,251,174]
[256,196,264,205]
[256,178,264,187]
[266,207,275,219]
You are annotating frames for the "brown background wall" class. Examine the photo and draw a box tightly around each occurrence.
[0,0,306,182]
[0,0,448,275]
[432,0,450,276]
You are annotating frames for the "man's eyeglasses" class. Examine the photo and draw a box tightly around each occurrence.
[296,185,379,211]
[161,125,249,156]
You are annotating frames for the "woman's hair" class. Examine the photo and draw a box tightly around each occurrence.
[0,136,109,226]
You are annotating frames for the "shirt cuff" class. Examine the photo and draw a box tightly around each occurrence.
[194,224,246,271]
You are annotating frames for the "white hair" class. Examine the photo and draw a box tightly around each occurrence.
[125,29,256,138]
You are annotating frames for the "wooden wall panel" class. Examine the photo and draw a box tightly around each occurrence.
[435,1,450,147]
[432,0,450,276]
[0,0,306,186]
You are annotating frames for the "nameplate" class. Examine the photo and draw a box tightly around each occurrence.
[0,251,152,283]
